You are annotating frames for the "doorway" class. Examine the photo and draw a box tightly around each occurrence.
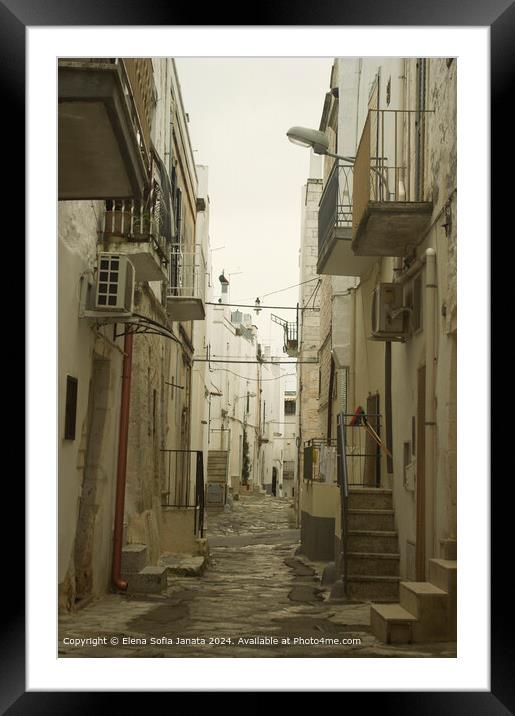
[271,467,277,497]
[363,393,380,487]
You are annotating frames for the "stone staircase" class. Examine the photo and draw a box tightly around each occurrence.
[343,487,400,601]
[206,450,229,508]
[370,559,457,643]
[121,543,168,595]
[207,450,229,483]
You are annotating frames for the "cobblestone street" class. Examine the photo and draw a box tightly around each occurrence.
[58,493,456,658]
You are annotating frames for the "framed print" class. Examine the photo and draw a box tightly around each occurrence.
[7,0,507,708]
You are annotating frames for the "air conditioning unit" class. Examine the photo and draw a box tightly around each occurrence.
[370,282,409,341]
[79,253,135,320]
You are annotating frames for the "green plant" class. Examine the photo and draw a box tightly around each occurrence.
[241,428,250,485]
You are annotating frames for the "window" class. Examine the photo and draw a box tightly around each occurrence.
[284,400,296,416]
[64,376,78,440]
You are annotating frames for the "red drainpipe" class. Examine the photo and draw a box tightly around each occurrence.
[111,328,134,591]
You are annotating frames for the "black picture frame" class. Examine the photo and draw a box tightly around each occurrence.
[9,0,507,709]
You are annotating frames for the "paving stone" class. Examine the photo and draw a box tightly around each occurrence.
[58,493,456,659]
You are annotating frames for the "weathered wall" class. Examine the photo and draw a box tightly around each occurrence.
[58,200,123,610]
[335,57,457,577]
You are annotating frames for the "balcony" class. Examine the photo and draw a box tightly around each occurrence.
[102,195,169,282]
[271,313,298,357]
[317,161,376,278]
[166,244,206,321]
[58,58,155,200]
[352,109,433,256]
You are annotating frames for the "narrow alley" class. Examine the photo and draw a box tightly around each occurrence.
[54,55,460,677]
[59,493,456,659]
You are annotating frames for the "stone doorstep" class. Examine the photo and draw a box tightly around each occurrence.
[370,603,416,644]
[399,581,447,619]
[121,544,148,574]
[159,553,207,577]
[126,565,168,595]
[428,559,457,593]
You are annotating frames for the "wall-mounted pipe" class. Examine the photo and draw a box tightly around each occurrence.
[424,248,437,566]
[393,255,426,285]
[111,328,134,591]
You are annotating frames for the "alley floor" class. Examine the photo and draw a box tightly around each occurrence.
[58,493,457,658]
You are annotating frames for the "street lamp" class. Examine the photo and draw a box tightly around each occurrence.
[286,126,355,164]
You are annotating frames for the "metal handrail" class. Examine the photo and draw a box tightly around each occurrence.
[161,449,205,537]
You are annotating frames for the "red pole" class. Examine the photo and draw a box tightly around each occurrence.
[111,328,134,591]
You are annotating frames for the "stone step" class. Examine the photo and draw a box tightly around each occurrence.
[347,509,395,531]
[126,565,168,595]
[370,603,416,644]
[347,530,398,554]
[347,574,400,601]
[159,553,207,577]
[346,551,400,576]
[428,558,457,594]
[399,580,447,619]
[399,580,454,641]
[121,544,148,574]
[348,488,393,510]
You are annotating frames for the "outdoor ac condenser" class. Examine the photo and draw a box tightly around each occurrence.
[95,253,135,312]
[370,282,409,341]
[79,253,135,320]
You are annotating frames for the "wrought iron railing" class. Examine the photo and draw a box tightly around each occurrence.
[318,160,353,259]
[102,195,168,262]
[303,412,383,488]
[167,243,207,303]
[161,449,205,537]
[119,59,155,170]
[271,313,298,356]
[353,109,433,236]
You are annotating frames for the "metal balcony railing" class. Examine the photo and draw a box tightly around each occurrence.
[167,243,207,303]
[353,109,433,236]
[119,59,155,170]
[304,411,384,488]
[102,196,168,263]
[318,161,353,258]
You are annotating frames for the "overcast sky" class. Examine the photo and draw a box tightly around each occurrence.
[175,58,332,362]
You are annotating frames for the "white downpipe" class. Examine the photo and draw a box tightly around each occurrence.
[425,248,437,567]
